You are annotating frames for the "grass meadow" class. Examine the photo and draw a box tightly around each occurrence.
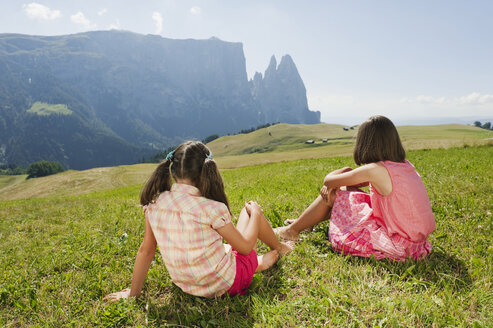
[27,102,73,116]
[1,145,492,327]
[208,123,493,169]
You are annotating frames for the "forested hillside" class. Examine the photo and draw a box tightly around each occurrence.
[0,31,319,169]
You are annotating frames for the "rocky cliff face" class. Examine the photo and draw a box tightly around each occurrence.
[0,31,320,169]
[250,55,320,124]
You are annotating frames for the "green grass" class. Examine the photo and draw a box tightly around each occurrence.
[1,124,491,201]
[0,175,26,190]
[208,123,358,156]
[0,164,155,201]
[27,101,73,116]
[208,123,493,169]
[1,145,492,327]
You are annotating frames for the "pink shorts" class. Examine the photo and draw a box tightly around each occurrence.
[227,249,258,296]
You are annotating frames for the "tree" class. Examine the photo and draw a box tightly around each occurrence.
[0,164,26,175]
[474,121,482,128]
[27,160,65,179]
[202,134,219,144]
[482,122,491,130]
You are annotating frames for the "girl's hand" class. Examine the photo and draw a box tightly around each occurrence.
[103,288,131,302]
[328,187,338,205]
[320,185,330,202]
[321,186,338,205]
[245,201,262,215]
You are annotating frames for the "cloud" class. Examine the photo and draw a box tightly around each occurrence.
[459,92,493,104]
[400,93,493,106]
[190,6,202,15]
[98,8,107,16]
[108,20,121,30]
[152,12,163,34]
[71,12,96,29]
[416,95,446,104]
[23,2,61,20]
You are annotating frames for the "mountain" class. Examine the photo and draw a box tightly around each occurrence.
[251,55,320,124]
[0,30,320,169]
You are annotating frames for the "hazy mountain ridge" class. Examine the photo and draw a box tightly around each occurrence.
[0,30,319,169]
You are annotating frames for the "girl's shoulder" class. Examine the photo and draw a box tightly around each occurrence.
[360,162,387,175]
[199,197,230,215]
[380,159,414,168]
[378,161,423,184]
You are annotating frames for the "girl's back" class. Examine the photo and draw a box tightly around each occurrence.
[145,183,236,297]
[370,160,436,242]
[104,140,292,302]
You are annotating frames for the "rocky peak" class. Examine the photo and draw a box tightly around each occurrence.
[264,55,278,80]
[278,55,299,77]
[250,54,320,124]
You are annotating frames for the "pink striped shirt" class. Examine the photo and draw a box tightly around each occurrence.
[144,183,236,297]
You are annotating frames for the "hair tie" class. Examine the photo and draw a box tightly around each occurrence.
[207,151,213,160]
[166,150,175,160]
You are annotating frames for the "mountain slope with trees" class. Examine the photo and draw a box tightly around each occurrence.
[0,31,319,169]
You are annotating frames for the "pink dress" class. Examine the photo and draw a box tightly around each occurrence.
[328,160,436,261]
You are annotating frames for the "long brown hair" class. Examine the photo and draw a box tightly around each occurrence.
[353,115,406,165]
[140,141,230,210]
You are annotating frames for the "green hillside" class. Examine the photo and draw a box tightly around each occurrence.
[208,123,357,156]
[1,146,492,326]
[1,123,492,201]
[208,123,493,168]
[0,175,27,190]
[0,164,155,201]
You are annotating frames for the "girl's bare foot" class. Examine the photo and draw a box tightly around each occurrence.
[256,250,279,272]
[284,219,313,232]
[273,226,299,241]
[276,241,295,256]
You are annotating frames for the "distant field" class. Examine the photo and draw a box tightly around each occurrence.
[208,123,358,156]
[27,102,73,116]
[0,175,26,190]
[208,123,493,168]
[0,164,155,201]
[0,146,492,327]
[1,123,492,201]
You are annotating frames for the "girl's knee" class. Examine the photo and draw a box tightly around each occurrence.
[239,207,249,217]
[236,206,251,232]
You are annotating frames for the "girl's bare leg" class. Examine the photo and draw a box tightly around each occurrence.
[235,207,294,272]
[256,209,294,256]
[237,207,294,255]
[235,207,252,233]
[276,194,334,241]
[256,251,279,272]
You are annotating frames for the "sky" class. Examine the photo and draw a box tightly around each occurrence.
[1,0,492,126]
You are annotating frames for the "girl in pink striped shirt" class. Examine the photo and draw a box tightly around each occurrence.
[105,141,293,300]
[277,115,436,261]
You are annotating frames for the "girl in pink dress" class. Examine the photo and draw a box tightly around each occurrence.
[276,115,436,261]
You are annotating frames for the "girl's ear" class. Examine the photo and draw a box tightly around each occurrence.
[199,159,230,212]
[140,159,172,205]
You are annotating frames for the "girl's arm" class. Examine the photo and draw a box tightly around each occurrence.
[323,164,375,189]
[216,202,261,255]
[129,217,157,297]
[324,163,392,195]
[104,217,157,302]
[324,166,369,189]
